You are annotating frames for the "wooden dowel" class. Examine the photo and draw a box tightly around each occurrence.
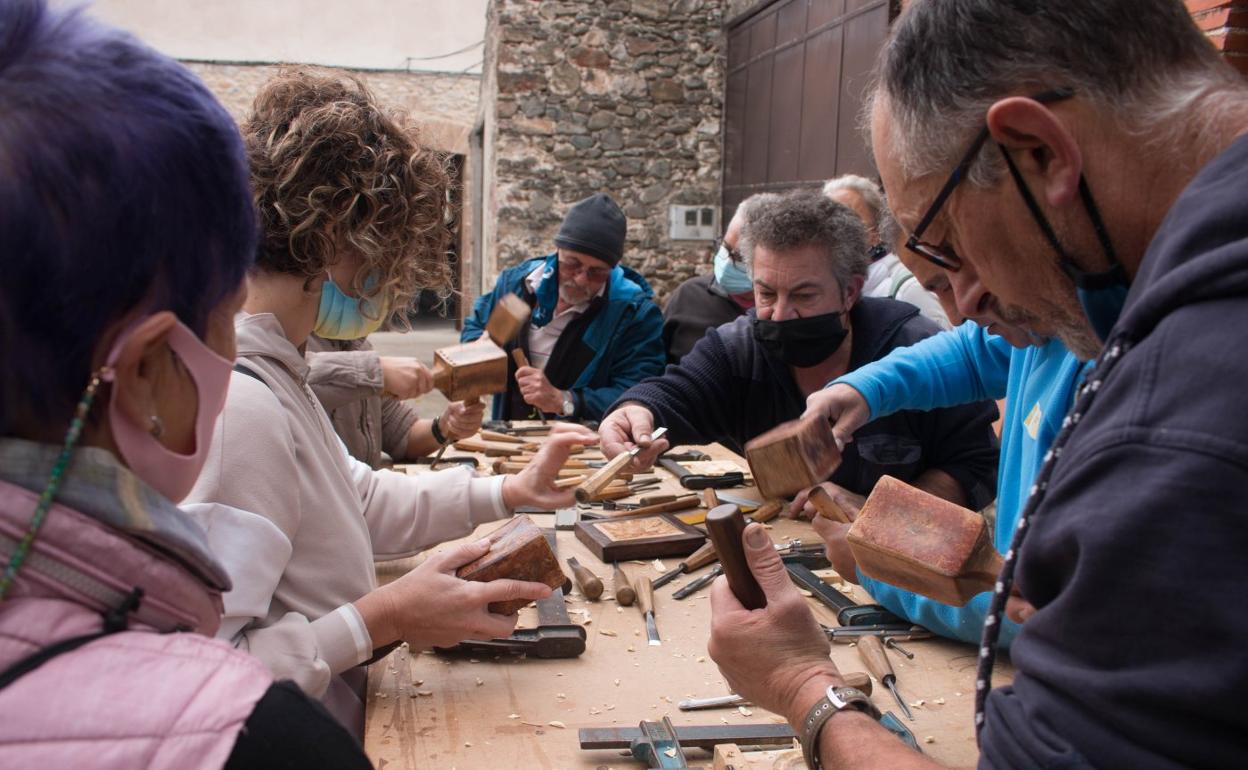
[574,451,635,503]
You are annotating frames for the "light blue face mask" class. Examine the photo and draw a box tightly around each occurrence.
[314,275,388,340]
[713,245,753,295]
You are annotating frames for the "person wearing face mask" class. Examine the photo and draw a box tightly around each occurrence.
[599,191,1000,513]
[181,68,598,738]
[462,193,665,422]
[660,200,757,363]
[797,204,1090,647]
[0,3,371,766]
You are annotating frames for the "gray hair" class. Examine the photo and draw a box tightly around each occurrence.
[739,190,870,292]
[822,174,885,229]
[877,199,902,251]
[876,0,1248,188]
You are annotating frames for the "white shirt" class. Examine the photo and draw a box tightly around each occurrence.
[523,263,606,369]
[862,254,952,331]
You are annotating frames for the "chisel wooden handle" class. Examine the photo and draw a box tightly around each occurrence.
[567,557,604,601]
[574,450,635,503]
[842,671,873,696]
[809,487,854,524]
[705,504,766,610]
[683,540,719,572]
[613,564,636,606]
[749,499,784,524]
[635,576,655,618]
[480,429,527,445]
[856,635,894,683]
[701,488,720,509]
[553,475,589,489]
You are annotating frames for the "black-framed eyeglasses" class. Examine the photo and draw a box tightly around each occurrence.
[905,88,1075,272]
[714,237,743,264]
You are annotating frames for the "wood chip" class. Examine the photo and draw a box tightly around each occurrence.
[508,713,520,719]
[475,677,484,686]
[696,656,707,663]
[934,697,946,705]
[797,589,814,597]
[924,736,936,744]
[738,706,753,717]
[416,690,433,696]
[663,747,678,758]
[614,679,621,686]
[599,629,618,637]
[464,742,472,747]
[548,721,566,729]
[652,559,667,572]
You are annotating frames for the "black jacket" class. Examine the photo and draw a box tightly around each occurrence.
[661,274,746,363]
[614,297,1000,508]
[981,134,1248,768]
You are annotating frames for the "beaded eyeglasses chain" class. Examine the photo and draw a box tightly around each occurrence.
[0,367,111,600]
[973,338,1131,740]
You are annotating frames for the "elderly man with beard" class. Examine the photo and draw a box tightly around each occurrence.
[463,194,664,422]
[600,190,1000,514]
[707,1,1248,768]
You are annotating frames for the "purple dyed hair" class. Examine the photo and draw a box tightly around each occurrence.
[0,0,256,434]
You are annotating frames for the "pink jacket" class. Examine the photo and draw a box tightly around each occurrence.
[0,442,273,770]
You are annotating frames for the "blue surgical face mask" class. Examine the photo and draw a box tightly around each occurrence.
[713,245,753,295]
[314,274,388,340]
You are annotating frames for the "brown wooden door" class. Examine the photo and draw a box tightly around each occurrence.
[723,0,893,218]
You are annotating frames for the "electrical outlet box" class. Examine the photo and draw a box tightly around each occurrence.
[669,205,718,241]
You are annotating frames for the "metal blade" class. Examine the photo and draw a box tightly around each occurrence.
[887,680,914,721]
[645,611,661,646]
[678,693,746,711]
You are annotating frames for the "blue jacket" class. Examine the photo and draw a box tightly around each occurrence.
[980,134,1248,768]
[463,255,665,421]
[837,324,1088,647]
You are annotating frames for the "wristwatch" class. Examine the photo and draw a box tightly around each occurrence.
[559,391,575,417]
[799,684,882,770]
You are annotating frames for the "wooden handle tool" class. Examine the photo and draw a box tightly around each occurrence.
[634,576,660,645]
[701,488,720,509]
[809,487,853,524]
[653,540,720,589]
[613,564,636,606]
[748,499,784,524]
[599,495,700,518]
[553,475,589,489]
[705,504,766,610]
[566,557,604,600]
[480,429,527,445]
[857,634,913,720]
[574,427,666,503]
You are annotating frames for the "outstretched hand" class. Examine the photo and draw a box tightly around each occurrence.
[501,423,600,510]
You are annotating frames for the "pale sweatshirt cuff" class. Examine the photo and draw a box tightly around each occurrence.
[469,473,509,524]
[311,604,374,674]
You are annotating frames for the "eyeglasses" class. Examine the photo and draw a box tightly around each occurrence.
[557,258,612,283]
[905,88,1075,272]
[714,237,744,264]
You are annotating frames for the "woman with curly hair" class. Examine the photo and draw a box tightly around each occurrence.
[182,68,596,737]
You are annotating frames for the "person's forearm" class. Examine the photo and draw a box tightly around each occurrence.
[912,468,967,507]
[405,419,442,458]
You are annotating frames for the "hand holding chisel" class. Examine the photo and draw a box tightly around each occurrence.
[575,427,667,503]
[857,634,914,721]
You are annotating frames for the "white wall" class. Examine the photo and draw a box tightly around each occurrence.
[84,0,488,73]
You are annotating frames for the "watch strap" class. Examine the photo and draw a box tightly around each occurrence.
[799,685,881,770]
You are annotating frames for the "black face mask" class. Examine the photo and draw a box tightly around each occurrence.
[751,310,849,368]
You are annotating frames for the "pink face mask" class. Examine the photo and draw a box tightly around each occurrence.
[103,319,233,502]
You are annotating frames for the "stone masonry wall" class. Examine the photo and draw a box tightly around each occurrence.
[187,62,481,154]
[481,0,728,303]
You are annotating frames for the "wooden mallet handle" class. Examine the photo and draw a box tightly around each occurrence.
[705,504,766,610]
[512,348,530,369]
[566,557,604,601]
[809,487,853,524]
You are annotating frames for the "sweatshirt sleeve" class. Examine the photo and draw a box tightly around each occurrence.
[379,395,421,461]
[345,446,508,560]
[857,570,1019,648]
[182,374,367,697]
[835,322,1014,420]
[304,349,384,412]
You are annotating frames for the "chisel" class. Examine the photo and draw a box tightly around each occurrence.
[613,563,635,606]
[635,576,661,646]
[510,349,547,425]
[566,557,603,601]
[574,427,667,503]
[672,564,721,599]
[858,634,914,721]
[653,540,718,589]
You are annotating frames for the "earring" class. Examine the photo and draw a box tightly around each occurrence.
[149,415,164,438]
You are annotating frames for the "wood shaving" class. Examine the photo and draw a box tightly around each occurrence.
[924,736,936,744]
[589,707,601,715]
[738,706,753,717]
[606,704,616,710]
[934,697,946,705]
[464,742,472,748]
[910,699,926,708]
[414,679,424,686]
[521,721,543,727]
[652,559,667,572]
[475,677,484,686]
[599,629,618,637]
[696,656,707,663]
[556,693,567,699]
[416,690,433,696]
[614,679,621,686]
[626,645,636,652]
[797,589,814,597]
[508,714,520,719]
[548,721,566,729]
[663,747,678,758]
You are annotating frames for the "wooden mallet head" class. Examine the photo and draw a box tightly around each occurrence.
[431,339,508,402]
[744,414,842,499]
[847,476,1003,606]
[484,293,530,346]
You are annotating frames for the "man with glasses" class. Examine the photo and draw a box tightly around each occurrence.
[707,1,1248,768]
[601,191,999,514]
[660,201,755,363]
[464,193,664,421]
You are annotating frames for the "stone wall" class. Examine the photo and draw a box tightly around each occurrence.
[479,0,728,304]
[186,62,481,154]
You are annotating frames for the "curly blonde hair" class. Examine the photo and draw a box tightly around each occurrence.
[244,67,451,320]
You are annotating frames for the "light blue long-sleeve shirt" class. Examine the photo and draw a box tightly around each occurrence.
[834,321,1089,646]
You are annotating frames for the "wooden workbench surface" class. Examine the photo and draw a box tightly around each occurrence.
[367,432,1012,769]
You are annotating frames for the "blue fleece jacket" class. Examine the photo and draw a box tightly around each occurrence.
[463,255,665,421]
[836,324,1088,647]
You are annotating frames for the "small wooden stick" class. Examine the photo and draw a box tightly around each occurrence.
[574,451,635,503]
[553,475,590,488]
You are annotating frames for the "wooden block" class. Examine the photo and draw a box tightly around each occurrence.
[575,513,706,562]
[744,415,842,499]
[455,515,567,615]
[484,293,530,346]
[847,476,1003,606]
[431,339,508,402]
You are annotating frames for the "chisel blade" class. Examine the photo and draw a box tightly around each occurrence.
[645,612,661,646]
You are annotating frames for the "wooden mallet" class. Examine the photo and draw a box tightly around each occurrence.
[744,414,843,499]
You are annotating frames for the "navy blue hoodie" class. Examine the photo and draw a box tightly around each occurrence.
[981,134,1248,767]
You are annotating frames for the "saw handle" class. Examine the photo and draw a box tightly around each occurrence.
[705,504,767,610]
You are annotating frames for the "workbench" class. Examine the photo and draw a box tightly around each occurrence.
[365,430,1013,769]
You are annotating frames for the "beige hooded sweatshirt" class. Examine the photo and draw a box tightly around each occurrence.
[183,313,507,733]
